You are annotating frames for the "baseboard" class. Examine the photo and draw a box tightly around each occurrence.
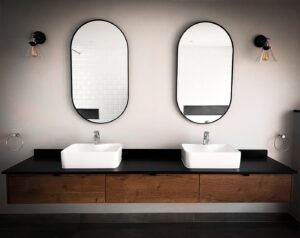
[0,213,297,224]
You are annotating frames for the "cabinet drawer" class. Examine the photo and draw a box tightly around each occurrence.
[106,174,200,203]
[199,175,292,202]
[7,174,105,204]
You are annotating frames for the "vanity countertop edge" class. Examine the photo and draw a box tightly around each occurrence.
[1,149,296,175]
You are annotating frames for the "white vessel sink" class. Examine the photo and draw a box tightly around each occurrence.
[61,143,122,169]
[181,144,241,169]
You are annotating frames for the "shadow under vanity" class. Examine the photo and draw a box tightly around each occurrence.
[2,149,296,204]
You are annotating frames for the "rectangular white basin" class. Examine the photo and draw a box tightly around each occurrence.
[181,144,241,169]
[61,143,122,169]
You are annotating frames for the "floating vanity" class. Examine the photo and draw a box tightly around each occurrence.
[2,149,296,204]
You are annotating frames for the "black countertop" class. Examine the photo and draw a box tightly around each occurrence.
[2,149,296,175]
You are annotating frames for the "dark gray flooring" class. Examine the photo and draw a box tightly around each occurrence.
[0,222,299,238]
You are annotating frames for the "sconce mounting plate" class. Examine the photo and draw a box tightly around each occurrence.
[32,31,46,45]
[254,35,267,48]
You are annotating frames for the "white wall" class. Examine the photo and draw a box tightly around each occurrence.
[0,0,300,214]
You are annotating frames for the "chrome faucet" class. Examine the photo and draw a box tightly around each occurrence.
[93,130,100,144]
[203,131,209,145]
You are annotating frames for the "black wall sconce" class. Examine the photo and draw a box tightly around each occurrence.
[29,31,46,57]
[254,35,276,62]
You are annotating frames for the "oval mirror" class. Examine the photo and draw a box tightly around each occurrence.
[71,20,128,123]
[177,22,233,124]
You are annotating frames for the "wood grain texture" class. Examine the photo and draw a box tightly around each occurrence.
[106,174,200,203]
[7,174,105,203]
[199,175,292,202]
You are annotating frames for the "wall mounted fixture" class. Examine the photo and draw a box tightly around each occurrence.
[5,133,24,151]
[70,20,129,124]
[28,31,46,57]
[176,21,234,124]
[274,133,289,152]
[254,35,276,62]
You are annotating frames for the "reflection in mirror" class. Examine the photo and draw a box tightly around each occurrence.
[71,20,128,123]
[177,22,233,124]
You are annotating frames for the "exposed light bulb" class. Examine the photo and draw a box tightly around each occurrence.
[258,46,276,63]
[31,46,38,57]
[261,50,269,62]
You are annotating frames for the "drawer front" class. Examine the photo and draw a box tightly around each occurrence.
[7,174,105,204]
[106,174,200,203]
[199,175,292,202]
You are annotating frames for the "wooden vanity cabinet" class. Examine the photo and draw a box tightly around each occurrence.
[199,174,292,202]
[106,174,200,203]
[7,174,105,203]
[6,173,292,204]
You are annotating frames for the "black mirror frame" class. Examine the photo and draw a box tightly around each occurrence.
[176,21,234,124]
[70,19,129,124]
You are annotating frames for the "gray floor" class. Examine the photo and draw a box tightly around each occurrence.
[0,222,299,238]
[0,214,299,238]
